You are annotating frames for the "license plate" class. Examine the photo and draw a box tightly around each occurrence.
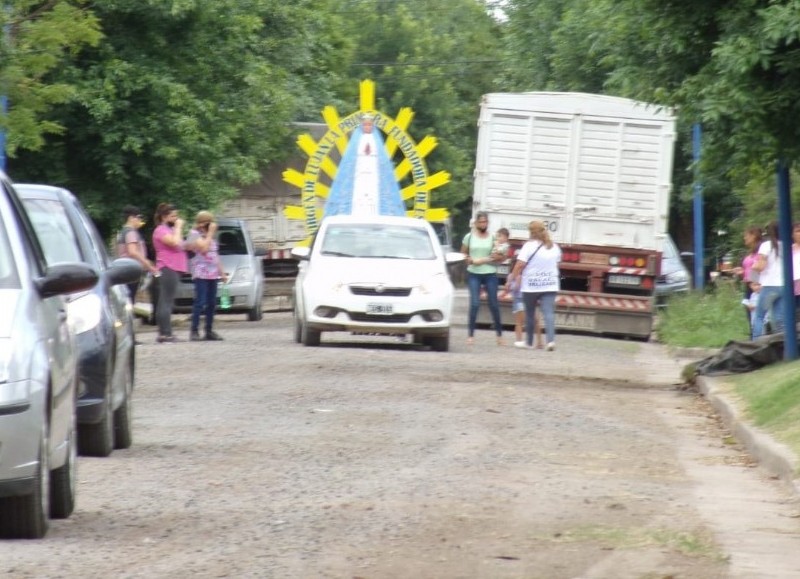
[608,274,641,286]
[367,303,393,315]
[497,264,510,275]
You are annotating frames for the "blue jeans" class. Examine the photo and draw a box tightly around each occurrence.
[753,286,783,338]
[523,292,557,345]
[467,272,503,337]
[192,278,219,333]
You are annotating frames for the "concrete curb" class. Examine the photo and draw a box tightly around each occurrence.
[695,373,800,496]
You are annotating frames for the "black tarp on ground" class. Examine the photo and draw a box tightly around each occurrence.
[694,333,786,376]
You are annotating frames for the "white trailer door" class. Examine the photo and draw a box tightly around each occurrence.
[569,116,671,250]
[477,112,572,241]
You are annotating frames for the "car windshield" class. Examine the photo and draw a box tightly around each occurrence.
[217,227,248,256]
[320,224,436,260]
[22,198,84,264]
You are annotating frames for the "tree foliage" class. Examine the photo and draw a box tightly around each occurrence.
[337,0,502,231]
[500,0,800,252]
[0,0,102,154]
[7,0,351,235]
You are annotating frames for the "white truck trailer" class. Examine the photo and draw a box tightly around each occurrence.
[473,92,676,338]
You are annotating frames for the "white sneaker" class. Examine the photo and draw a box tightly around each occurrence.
[546,342,555,351]
[514,341,529,349]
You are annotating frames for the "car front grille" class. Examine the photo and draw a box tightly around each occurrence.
[348,313,412,323]
[350,286,411,297]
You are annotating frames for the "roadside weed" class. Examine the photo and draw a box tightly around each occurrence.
[657,282,749,348]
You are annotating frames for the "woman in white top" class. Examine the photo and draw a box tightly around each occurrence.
[507,220,562,350]
[752,221,784,338]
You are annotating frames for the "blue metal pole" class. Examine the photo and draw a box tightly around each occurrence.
[692,123,705,289]
[776,160,797,360]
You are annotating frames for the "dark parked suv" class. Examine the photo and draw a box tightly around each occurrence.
[18,184,142,457]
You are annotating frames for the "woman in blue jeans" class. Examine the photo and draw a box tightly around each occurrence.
[461,211,504,345]
[752,221,784,338]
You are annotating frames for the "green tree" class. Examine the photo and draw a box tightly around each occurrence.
[10,0,350,236]
[338,0,502,232]
[0,0,102,155]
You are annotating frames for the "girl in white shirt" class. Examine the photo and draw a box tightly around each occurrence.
[752,221,784,338]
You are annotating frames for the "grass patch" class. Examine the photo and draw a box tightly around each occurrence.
[657,282,749,348]
[729,362,800,457]
[548,525,723,560]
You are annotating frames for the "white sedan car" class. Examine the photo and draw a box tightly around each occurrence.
[292,215,464,351]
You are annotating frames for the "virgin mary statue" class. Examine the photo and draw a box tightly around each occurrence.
[324,114,406,218]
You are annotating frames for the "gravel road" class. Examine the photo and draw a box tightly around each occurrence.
[2,309,799,578]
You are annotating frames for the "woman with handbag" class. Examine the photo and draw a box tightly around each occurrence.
[507,220,562,351]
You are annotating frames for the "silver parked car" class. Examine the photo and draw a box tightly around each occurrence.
[0,173,98,539]
[17,184,142,458]
[655,234,692,304]
[174,217,265,321]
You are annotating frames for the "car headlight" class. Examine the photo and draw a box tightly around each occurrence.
[67,293,103,335]
[229,266,252,284]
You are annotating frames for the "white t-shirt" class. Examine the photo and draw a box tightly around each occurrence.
[517,240,561,293]
[757,240,783,287]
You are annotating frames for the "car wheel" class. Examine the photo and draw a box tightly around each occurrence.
[79,370,115,457]
[293,306,302,343]
[247,301,263,321]
[50,402,77,519]
[301,321,321,347]
[113,357,134,450]
[0,423,50,539]
[428,333,450,352]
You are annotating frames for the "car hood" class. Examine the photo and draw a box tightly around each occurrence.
[309,257,447,286]
[0,291,19,338]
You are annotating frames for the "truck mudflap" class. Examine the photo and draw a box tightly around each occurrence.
[477,291,654,339]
